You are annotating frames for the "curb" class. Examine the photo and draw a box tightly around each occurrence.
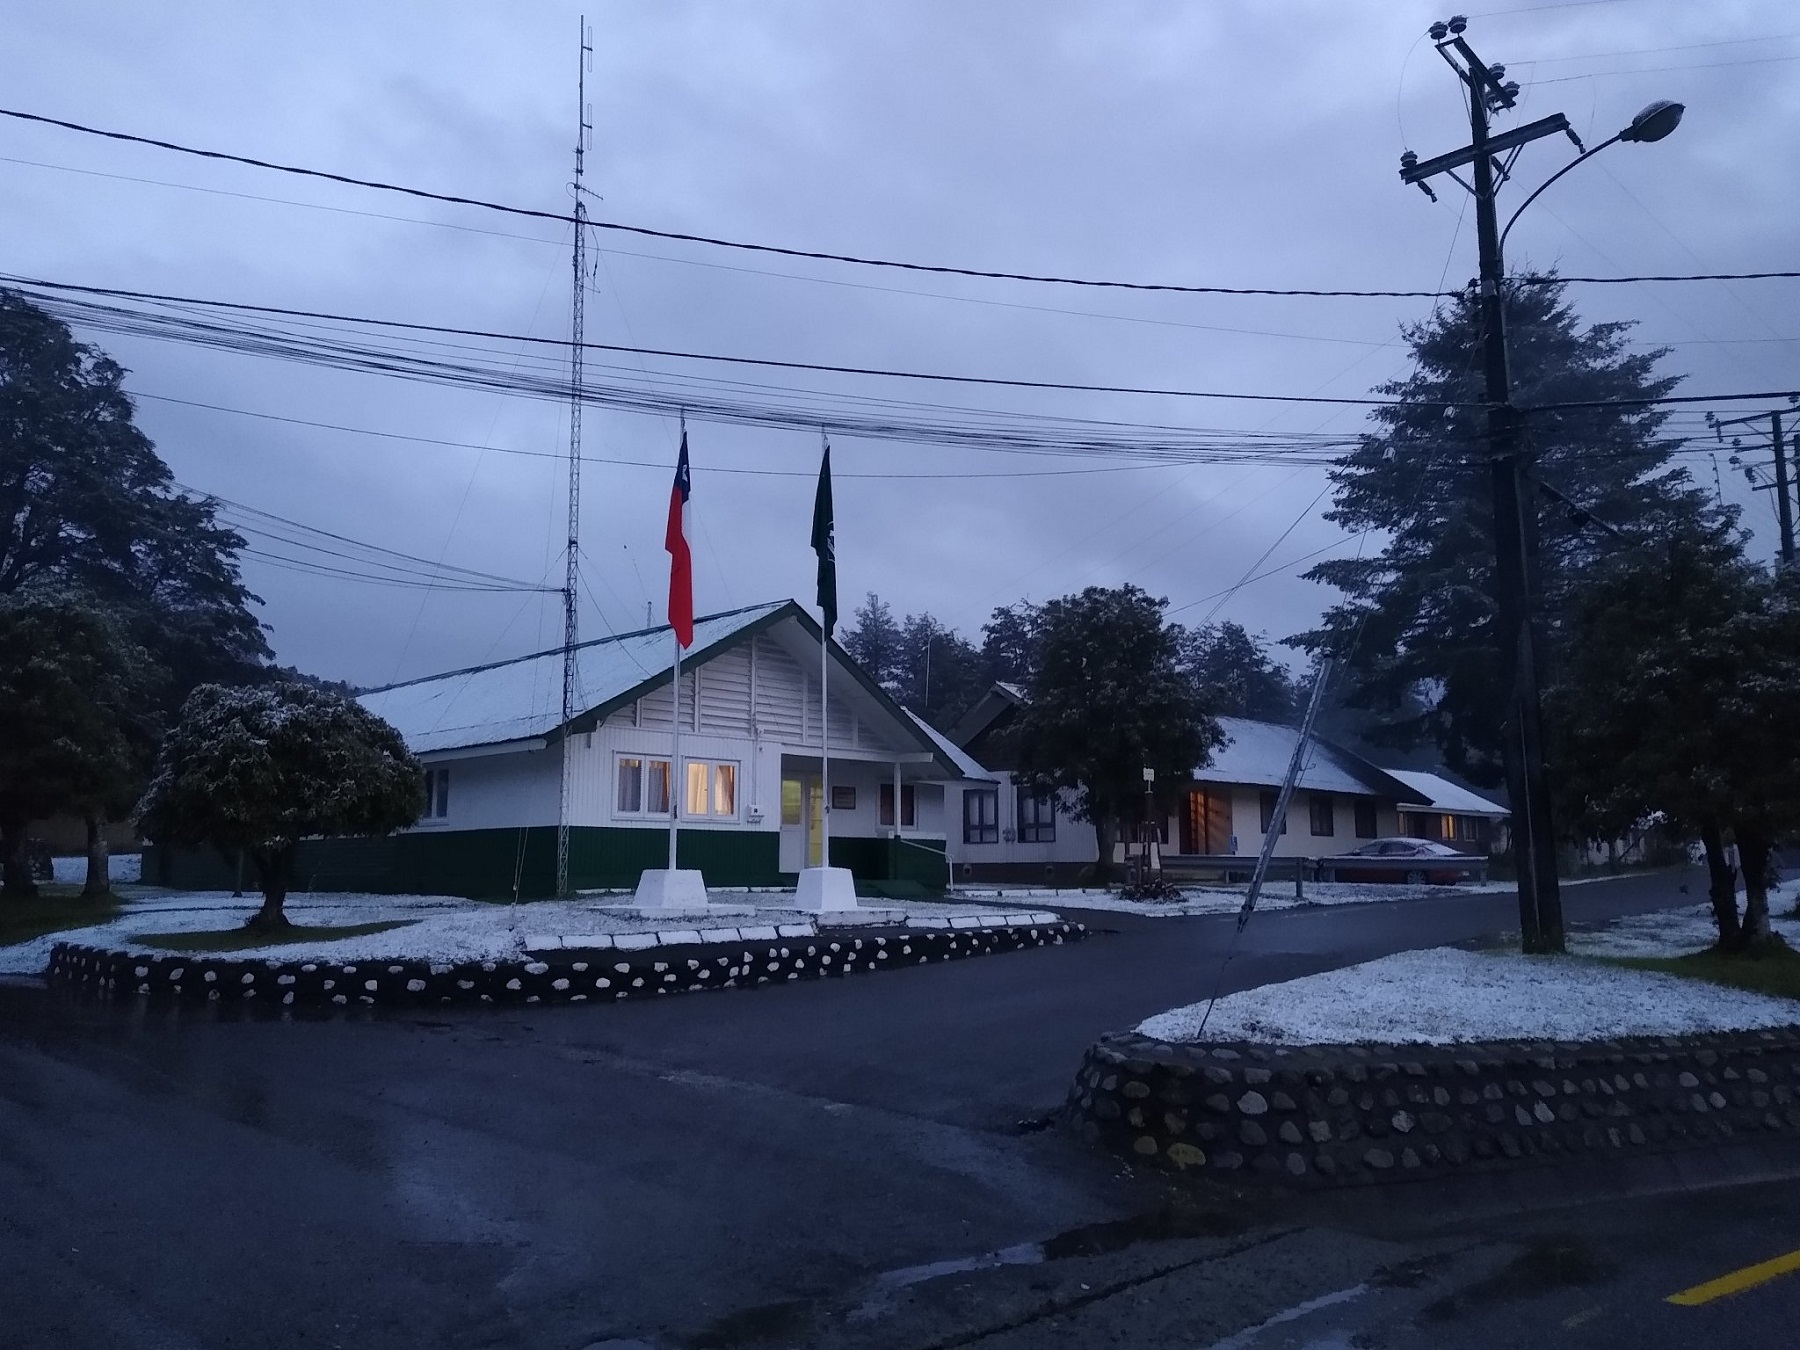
[46,921,1086,1010]
[1065,1025,1800,1188]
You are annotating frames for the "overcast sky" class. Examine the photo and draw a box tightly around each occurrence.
[4,0,1796,689]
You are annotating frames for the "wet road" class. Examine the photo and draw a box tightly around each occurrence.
[11,867,1800,1348]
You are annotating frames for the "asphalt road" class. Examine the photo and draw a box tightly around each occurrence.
[8,867,1800,1348]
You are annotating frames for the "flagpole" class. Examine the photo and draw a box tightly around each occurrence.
[670,628,681,871]
[820,615,830,869]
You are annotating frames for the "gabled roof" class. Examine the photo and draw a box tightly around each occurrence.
[359,600,965,777]
[1198,716,1429,802]
[905,710,999,782]
[949,682,1026,748]
[1387,770,1508,818]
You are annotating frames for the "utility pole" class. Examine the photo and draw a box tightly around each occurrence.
[1402,16,1573,952]
[1710,405,1799,565]
[556,17,594,899]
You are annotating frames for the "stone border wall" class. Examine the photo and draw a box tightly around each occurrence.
[1067,1026,1800,1187]
[46,922,1084,1010]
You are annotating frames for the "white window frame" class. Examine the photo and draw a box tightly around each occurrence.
[614,753,739,821]
[422,766,451,821]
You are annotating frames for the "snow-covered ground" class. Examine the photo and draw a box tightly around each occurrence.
[1043,872,1633,918]
[49,853,142,885]
[1569,895,1800,958]
[1140,946,1800,1046]
[0,889,1059,974]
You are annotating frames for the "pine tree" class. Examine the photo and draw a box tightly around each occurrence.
[842,592,904,692]
[1177,621,1301,722]
[1293,277,1709,786]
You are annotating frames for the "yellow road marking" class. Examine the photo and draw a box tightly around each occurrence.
[1667,1249,1800,1306]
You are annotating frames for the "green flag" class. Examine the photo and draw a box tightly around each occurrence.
[810,441,837,633]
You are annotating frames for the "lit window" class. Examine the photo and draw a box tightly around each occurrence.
[686,760,710,816]
[714,764,736,817]
[781,779,802,826]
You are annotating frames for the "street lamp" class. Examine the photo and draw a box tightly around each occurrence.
[1398,21,1685,954]
[1500,100,1685,254]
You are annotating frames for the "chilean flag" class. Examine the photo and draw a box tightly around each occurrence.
[665,432,694,649]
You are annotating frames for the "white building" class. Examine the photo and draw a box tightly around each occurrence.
[146,601,977,898]
[941,683,1463,882]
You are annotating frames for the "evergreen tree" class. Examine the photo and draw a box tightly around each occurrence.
[0,290,270,694]
[893,612,984,730]
[1178,620,1301,722]
[137,683,423,930]
[0,594,159,899]
[842,592,904,692]
[1293,278,1709,787]
[1008,586,1221,881]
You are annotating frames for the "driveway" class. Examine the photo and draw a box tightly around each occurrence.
[0,867,1740,1348]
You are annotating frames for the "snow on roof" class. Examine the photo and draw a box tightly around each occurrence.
[359,601,787,754]
[905,710,998,781]
[1387,770,1508,818]
[1195,716,1422,800]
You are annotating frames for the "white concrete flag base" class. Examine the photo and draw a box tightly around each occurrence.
[631,868,712,912]
[791,865,859,913]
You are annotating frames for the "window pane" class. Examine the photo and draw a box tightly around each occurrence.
[647,759,671,815]
[879,782,895,827]
[686,760,710,816]
[713,763,736,817]
[617,758,642,814]
[781,779,802,826]
[1310,795,1333,837]
[902,784,915,828]
[435,769,449,818]
[1354,799,1378,838]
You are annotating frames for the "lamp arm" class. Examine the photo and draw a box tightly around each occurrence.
[1499,133,1622,258]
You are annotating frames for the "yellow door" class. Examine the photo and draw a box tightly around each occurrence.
[807,780,824,867]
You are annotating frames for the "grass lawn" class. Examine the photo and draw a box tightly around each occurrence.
[0,886,124,946]
[1601,944,1800,1003]
[134,919,418,953]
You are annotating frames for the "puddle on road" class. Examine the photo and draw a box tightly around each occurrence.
[841,1205,1249,1325]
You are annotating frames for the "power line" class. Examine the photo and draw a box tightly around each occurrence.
[2,274,1421,408]
[0,105,1464,299]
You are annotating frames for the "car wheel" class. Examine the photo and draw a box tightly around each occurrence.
[1403,868,1426,884]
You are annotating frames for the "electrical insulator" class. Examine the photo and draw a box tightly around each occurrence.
[1447,14,1468,34]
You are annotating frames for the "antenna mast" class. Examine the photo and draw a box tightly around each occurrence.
[557,16,594,898]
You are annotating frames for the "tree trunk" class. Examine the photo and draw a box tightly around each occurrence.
[83,813,111,898]
[1699,818,1741,951]
[1738,825,1776,951]
[1093,814,1117,885]
[246,844,296,930]
[0,814,37,900]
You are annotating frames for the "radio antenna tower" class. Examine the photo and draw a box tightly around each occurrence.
[557,16,594,899]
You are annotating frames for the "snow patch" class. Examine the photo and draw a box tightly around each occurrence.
[50,853,141,885]
[1140,947,1800,1045]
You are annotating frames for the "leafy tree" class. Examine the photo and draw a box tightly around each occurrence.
[1008,585,1221,881]
[0,290,270,692]
[843,592,904,691]
[0,594,159,899]
[137,683,424,930]
[1178,621,1301,722]
[980,602,1039,686]
[1293,277,1709,787]
[1555,525,1800,951]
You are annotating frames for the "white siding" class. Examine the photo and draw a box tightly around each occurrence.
[401,746,561,832]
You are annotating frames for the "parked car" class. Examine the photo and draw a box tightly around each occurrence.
[1322,837,1487,885]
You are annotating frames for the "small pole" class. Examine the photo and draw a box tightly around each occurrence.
[820,624,830,868]
[1773,410,1794,566]
[669,629,681,870]
[1141,766,1155,884]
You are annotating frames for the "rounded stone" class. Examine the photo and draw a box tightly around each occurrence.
[1166,1142,1207,1169]
[1123,1080,1151,1099]
[1132,1135,1159,1156]
[1237,1090,1270,1116]
[1239,1120,1268,1147]
[1278,1121,1304,1145]
[1364,1147,1395,1169]
[1286,1152,1308,1176]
